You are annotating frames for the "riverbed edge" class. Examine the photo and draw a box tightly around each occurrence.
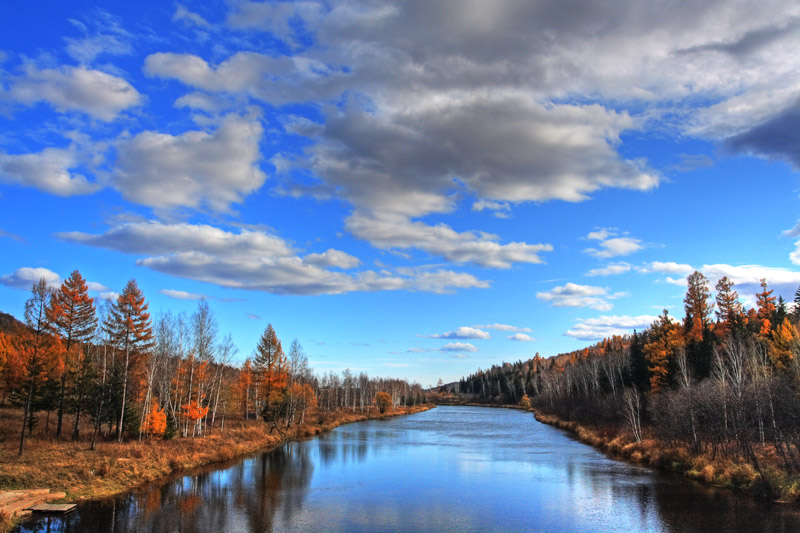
[1,404,434,532]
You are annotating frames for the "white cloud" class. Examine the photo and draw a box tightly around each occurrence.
[173,5,212,28]
[346,212,551,268]
[638,261,695,275]
[584,229,643,259]
[0,146,99,196]
[304,249,361,269]
[59,221,490,296]
[472,323,531,333]
[7,65,140,120]
[0,267,61,290]
[586,262,632,277]
[537,283,627,311]
[440,342,478,353]
[112,115,266,212]
[508,333,535,342]
[565,315,659,340]
[159,289,206,300]
[425,327,491,340]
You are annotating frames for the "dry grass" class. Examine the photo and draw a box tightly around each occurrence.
[532,409,800,503]
[0,404,432,505]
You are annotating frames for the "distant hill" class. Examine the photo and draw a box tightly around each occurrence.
[0,311,24,333]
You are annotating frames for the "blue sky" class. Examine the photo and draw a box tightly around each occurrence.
[1,1,799,387]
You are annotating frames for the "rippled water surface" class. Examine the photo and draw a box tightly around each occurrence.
[16,406,800,532]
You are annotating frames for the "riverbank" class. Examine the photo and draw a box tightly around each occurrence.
[531,409,800,504]
[0,404,432,530]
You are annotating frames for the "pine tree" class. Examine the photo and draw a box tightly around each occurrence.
[48,270,96,438]
[104,279,153,441]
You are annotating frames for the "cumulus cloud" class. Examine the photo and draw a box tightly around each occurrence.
[304,249,361,269]
[586,262,632,277]
[537,283,627,311]
[159,289,207,300]
[0,267,61,289]
[59,221,490,296]
[424,327,491,340]
[637,261,695,275]
[346,212,552,268]
[440,342,478,353]
[508,333,535,342]
[112,115,266,212]
[472,323,531,333]
[584,229,643,259]
[565,315,659,340]
[0,146,99,196]
[7,65,140,120]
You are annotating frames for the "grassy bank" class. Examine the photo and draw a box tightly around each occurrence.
[531,409,800,503]
[0,404,432,514]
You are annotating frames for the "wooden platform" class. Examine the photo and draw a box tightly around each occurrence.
[0,489,71,517]
[27,503,76,513]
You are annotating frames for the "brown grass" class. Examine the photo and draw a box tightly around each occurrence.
[532,409,800,503]
[0,404,433,507]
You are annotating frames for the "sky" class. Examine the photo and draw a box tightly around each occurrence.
[1,1,799,387]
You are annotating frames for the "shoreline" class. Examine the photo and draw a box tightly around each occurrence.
[0,404,433,531]
[529,408,799,504]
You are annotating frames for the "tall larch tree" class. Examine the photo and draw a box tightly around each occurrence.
[47,269,96,438]
[104,279,153,441]
[683,271,713,378]
[644,310,685,392]
[715,276,742,339]
[253,324,288,429]
[755,278,777,339]
[19,279,55,455]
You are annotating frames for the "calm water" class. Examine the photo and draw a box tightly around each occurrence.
[16,406,800,532]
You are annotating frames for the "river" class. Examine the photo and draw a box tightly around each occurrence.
[15,406,800,532]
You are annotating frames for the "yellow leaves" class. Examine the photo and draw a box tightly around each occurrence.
[644,311,685,392]
[770,317,798,371]
[376,391,392,414]
[182,400,209,422]
[142,401,167,437]
[519,394,532,410]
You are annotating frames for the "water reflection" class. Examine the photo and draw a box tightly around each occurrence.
[15,406,800,532]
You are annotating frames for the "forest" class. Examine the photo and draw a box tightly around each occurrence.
[0,271,426,459]
[442,273,800,499]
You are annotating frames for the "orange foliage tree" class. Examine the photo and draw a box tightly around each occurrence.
[684,271,712,343]
[770,317,798,370]
[182,399,209,437]
[254,324,288,426]
[376,391,392,414]
[142,400,167,437]
[644,311,685,392]
[47,269,96,438]
[715,276,742,339]
[104,279,153,441]
[755,278,777,338]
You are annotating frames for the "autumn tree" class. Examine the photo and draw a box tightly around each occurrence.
[48,269,96,438]
[104,279,153,441]
[715,276,742,339]
[253,324,288,430]
[643,311,685,392]
[681,271,715,378]
[181,400,209,437]
[755,278,777,338]
[18,279,56,455]
[770,317,798,370]
[141,400,167,437]
[376,391,392,414]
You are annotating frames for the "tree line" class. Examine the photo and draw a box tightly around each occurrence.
[0,270,425,455]
[446,273,800,481]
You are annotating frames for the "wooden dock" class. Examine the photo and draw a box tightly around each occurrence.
[0,489,72,518]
